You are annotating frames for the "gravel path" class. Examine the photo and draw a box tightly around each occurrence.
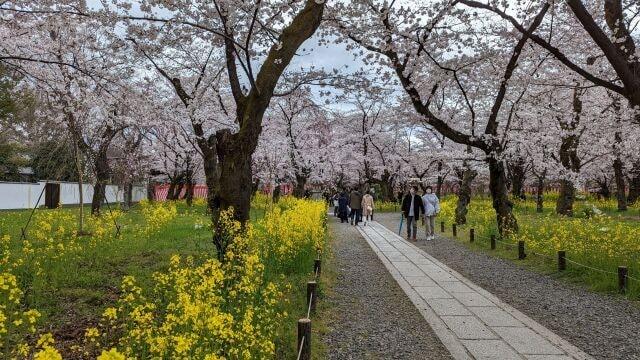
[323,216,453,360]
[375,212,640,360]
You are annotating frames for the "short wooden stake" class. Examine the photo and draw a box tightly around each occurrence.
[297,318,311,360]
[490,234,496,250]
[518,241,526,260]
[306,281,317,314]
[440,221,445,233]
[470,228,475,243]
[618,266,628,293]
[558,251,566,271]
[314,259,322,278]
[452,224,457,237]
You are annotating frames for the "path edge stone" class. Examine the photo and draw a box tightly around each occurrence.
[357,226,473,360]
[370,222,595,360]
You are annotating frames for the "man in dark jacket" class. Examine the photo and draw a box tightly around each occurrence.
[401,186,424,241]
[349,189,363,225]
[338,192,349,223]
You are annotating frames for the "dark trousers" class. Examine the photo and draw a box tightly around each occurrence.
[350,208,362,224]
[406,216,417,238]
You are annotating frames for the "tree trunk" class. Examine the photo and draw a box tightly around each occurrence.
[556,180,575,216]
[377,169,394,202]
[91,151,110,215]
[613,158,627,211]
[455,166,476,225]
[435,160,444,198]
[74,142,85,233]
[184,170,194,207]
[147,180,155,202]
[216,131,253,222]
[535,174,545,213]
[251,178,261,198]
[293,173,308,198]
[273,184,282,203]
[508,159,527,200]
[201,145,219,215]
[627,162,640,205]
[555,86,582,216]
[123,182,133,211]
[596,179,611,199]
[488,157,518,235]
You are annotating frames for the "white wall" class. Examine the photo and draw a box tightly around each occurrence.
[0,182,147,210]
[0,182,45,209]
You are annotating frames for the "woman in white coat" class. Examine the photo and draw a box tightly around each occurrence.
[421,186,440,240]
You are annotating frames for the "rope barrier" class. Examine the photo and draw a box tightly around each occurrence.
[530,251,556,261]
[563,258,620,276]
[444,226,638,286]
[306,292,313,319]
[296,336,305,360]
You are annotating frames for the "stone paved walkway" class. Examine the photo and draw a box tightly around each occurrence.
[357,221,594,360]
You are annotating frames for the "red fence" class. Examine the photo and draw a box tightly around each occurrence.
[153,184,208,201]
[152,183,295,201]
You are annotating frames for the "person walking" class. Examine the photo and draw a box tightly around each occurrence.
[349,188,363,225]
[338,191,349,223]
[332,193,340,217]
[421,186,440,240]
[401,186,424,241]
[361,190,375,225]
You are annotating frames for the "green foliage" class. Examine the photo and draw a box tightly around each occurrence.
[30,139,79,182]
[0,142,28,181]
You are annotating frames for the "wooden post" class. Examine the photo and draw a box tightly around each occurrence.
[306,281,317,314]
[314,259,322,278]
[618,266,628,293]
[440,221,445,233]
[558,251,566,271]
[470,228,475,243]
[297,318,311,360]
[452,224,457,237]
[518,241,526,260]
[490,235,496,250]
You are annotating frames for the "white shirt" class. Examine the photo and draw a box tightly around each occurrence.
[408,195,415,216]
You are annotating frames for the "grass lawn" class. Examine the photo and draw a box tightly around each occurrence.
[0,197,327,358]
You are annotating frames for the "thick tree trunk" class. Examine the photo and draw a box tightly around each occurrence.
[147,180,155,202]
[555,87,582,216]
[596,179,611,199]
[488,157,518,235]
[455,166,476,225]
[613,158,627,211]
[217,135,253,224]
[556,180,575,216]
[508,160,527,200]
[377,169,394,202]
[91,151,110,215]
[251,178,261,197]
[201,146,219,215]
[293,173,308,198]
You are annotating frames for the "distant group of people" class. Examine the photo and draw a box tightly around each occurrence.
[330,185,441,242]
[332,189,375,225]
[401,185,440,241]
